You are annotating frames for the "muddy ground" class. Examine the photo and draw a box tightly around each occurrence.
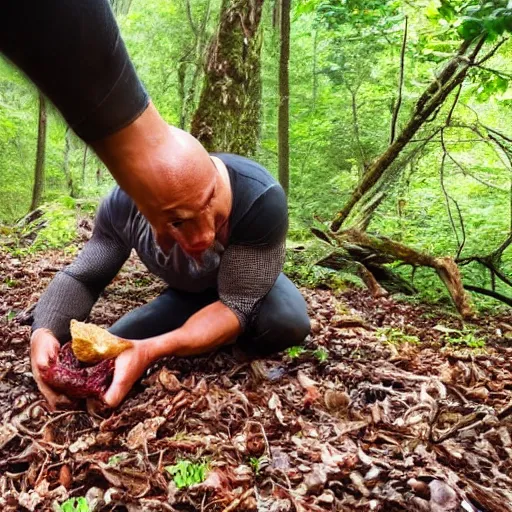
[1,248,512,511]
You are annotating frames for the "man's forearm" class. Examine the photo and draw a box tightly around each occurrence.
[147,301,242,360]
[32,271,98,343]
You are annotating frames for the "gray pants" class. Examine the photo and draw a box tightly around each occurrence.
[109,273,310,356]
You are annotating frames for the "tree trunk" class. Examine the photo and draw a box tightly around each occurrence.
[178,0,212,130]
[81,145,88,185]
[331,37,486,232]
[62,127,77,198]
[30,93,47,212]
[190,0,264,155]
[177,59,187,130]
[278,0,291,195]
[110,0,132,16]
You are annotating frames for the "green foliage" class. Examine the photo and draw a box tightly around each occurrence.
[315,0,402,35]
[313,348,329,362]
[458,1,512,41]
[376,327,420,345]
[425,0,512,41]
[249,456,262,474]
[5,310,16,322]
[472,68,509,102]
[58,497,89,512]
[3,277,18,288]
[284,259,357,290]
[165,460,208,488]
[29,200,77,252]
[285,346,329,361]
[442,328,486,348]
[107,453,128,466]
[285,346,306,359]
[0,0,511,317]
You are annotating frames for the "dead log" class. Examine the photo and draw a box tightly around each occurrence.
[314,228,474,319]
[316,251,389,297]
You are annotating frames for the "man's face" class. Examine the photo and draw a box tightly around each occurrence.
[140,157,232,263]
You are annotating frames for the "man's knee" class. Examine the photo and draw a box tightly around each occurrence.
[275,311,311,346]
[252,305,310,354]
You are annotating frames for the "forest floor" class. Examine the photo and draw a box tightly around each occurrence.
[2,248,512,512]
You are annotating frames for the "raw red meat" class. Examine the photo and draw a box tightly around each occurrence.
[40,343,115,400]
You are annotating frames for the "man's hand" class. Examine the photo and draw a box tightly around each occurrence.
[30,328,72,410]
[103,339,154,408]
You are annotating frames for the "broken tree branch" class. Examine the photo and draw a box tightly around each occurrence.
[313,228,474,318]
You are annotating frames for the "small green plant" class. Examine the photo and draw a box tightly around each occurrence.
[285,346,306,359]
[3,278,18,288]
[59,497,89,512]
[249,456,262,474]
[107,453,128,466]
[165,460,208,488]
[376,327,420,345]
[443,330,486,349]
[313,348,329,362]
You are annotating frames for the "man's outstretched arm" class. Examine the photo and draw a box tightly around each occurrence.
[31,192,131,408]
[0,0,148,142]
[103,300,242,407]
[104,240,286,407]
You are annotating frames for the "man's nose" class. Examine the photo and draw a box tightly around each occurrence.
[187,229,215,253]
[187,216,216,252]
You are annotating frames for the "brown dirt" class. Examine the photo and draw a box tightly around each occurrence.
[1,248,512,511]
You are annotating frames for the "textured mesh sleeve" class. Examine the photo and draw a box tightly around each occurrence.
[218,241,286,330]
[31,197,131,342]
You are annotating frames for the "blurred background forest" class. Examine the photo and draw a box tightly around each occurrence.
[1,0,512,313]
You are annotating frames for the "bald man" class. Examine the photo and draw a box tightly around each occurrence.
[0,0,196,218]
[30,128,311,409]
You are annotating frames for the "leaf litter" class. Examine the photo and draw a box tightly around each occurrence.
[2,247,512,511]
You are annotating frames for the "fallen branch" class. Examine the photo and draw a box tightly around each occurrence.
[464,285,512,307]
[313,228,474,318]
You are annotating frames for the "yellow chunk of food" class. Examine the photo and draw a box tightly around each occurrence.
[70,319,133,364]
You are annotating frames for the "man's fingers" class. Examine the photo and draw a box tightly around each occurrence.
[33,364,71,411]
[37,380,64,411]
[104,366,131,408]
[104,382,126,408]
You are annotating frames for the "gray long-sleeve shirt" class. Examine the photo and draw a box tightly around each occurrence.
[32,154,288,342]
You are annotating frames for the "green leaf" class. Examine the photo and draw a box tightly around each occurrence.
[165,460,208,488]
[285,346,306,358]
[313,348,329,362]
[59,497,90,512]
[458,17,485,40]
[438,0,456,22]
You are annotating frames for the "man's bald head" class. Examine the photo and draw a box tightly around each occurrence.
[92,105,232,257]
[121,126,216,215]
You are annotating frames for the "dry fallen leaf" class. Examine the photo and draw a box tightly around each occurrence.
[157,368,182,392]
[0,422,17,449]
[268,393,286,425]
[324,389,350,412]
[95,462,151,497]
[126,416,165,450]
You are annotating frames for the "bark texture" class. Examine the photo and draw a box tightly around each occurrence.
[190,0,264,155]
[278,0,291,195]
[30,93,47,212]
[315,228,474,319]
